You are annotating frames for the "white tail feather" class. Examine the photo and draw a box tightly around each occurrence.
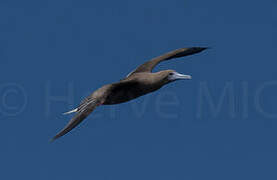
[63,108,78,115]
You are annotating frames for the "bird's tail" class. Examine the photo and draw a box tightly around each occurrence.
[63,108,78,115]
[51,101,99,142]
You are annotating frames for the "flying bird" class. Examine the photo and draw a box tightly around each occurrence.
[51,47,207,141]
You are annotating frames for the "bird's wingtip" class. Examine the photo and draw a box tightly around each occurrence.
[49,135,60,143]
[49,138,55,143]
[186,47,211,53]
[198,47,211,50]
[185,47,210,54]
[49,134,61,142]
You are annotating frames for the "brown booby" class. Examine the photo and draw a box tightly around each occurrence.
[51,47,207,141]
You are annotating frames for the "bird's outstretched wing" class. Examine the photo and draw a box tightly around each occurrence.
[127,47,207,77]
[51,97,100,141]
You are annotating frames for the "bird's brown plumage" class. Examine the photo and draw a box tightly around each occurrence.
[51,47,207,141]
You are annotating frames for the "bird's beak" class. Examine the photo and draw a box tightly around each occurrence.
[173,72,192,80]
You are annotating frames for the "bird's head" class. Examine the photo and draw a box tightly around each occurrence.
[156,70,192,85]
[166,70,192,82]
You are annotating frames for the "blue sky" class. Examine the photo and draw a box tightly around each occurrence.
[0,0,276,179]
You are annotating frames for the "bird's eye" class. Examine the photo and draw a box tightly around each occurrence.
[169,72,174,76]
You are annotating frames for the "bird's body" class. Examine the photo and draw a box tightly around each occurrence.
[52,47,207,141]
[104,72,168,105]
